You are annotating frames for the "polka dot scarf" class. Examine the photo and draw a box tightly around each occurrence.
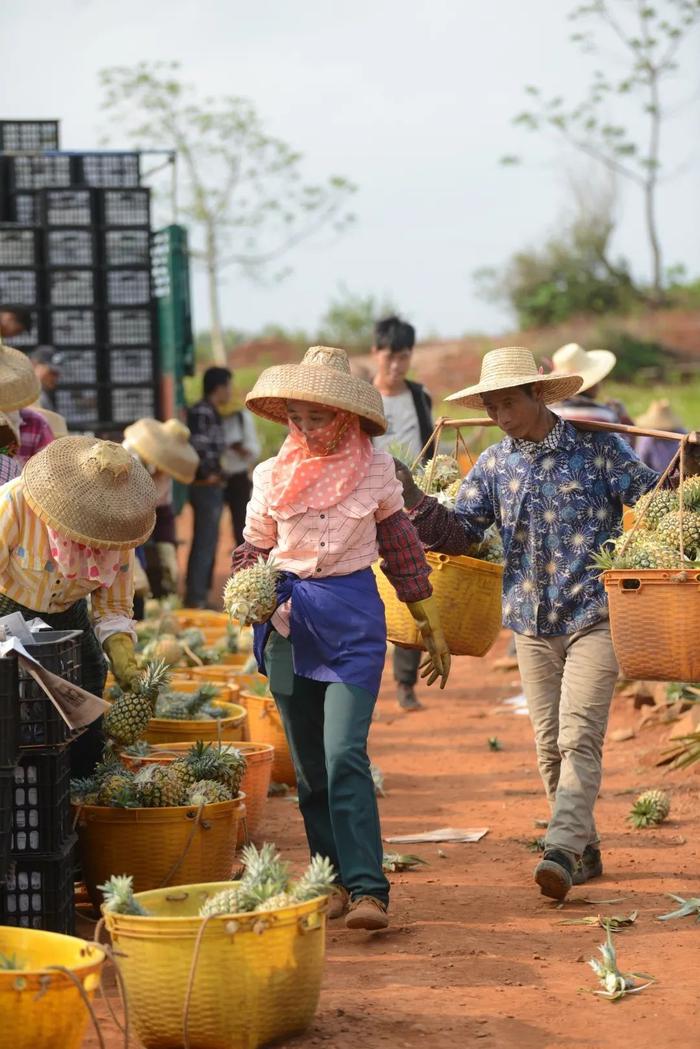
[268,411,373,511]
[46,527,124,587]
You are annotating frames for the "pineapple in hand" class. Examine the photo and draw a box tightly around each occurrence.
[103,661,171,746]
[223,557,282,625]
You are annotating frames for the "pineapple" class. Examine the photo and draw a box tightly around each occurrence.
[591,534,681,573]
[656,509,700,558]
[154,683,219,721]
[629,789,671,828]
[99,874,150,916]
[223,557,282,625]
[96,771,138,807]
[70,776,99,806]
[255,893,295,912]
[681,475,700,512]
[134,765,186,808]
[141,636,184,666]
[416,455,461,494]
[174,741,247,795]
[200,886,243,918]
[292,854,336,902]
[103,661,171,746]
[187,779,233,806]
[633,489,679,530]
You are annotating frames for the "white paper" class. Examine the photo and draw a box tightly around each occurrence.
[0,612,37,646]
[384,827,489,844]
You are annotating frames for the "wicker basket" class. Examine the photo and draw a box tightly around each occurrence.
[118,741,274,844]
[74,794,246,907]
[240,692,296,787]
[145,701,247,745]
[373,552,503,657]
[104,883,326,1049]
[0,928,104,1049]
[605,567,700,680]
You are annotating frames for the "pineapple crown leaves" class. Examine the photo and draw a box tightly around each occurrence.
[588,928,655,1000]
[240,842,290,891]
[98,874,150,916]
[133,660,172,703]
[628,789,670,828]
[292,854,336,902]
[70,775,99,802]
[656,894,700,923]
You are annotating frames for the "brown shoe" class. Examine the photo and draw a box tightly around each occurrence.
[345,896,389,931]
[327,886,350,920]
[397,684,424,711]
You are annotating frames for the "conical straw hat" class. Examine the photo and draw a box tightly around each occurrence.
[246,346,387,436]
[123,417,200,484]
[30,405,68,438]
[446,346,583,410]
[23,437,157,549]
[550,342,616,394]
[0,342,41,412]
[636,399,684,433]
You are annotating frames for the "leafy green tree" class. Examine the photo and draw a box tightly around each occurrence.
[316,285,399,352]
[99,62,356,363]
[504,1,700,302]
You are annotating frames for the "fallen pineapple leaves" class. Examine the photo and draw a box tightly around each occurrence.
[558,910,638,932]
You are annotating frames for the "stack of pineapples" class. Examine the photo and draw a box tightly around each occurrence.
[413,453,504,564]
[593,477,700,571]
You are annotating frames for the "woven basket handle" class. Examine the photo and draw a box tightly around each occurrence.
[410,418,478,482]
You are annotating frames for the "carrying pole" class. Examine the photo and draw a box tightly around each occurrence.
[437,416,698,444]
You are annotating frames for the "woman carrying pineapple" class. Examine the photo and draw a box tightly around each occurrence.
[0,436,157,776]
[227,346,450,931]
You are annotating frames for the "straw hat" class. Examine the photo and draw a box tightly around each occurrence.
[246,346,387,436]
[550,343,616,394]
[122,418,200,484]
[31,405,68,438]
[446,347,583,410]
[23,437,157,549]
[0,342,41,412]
[636,399,685,433]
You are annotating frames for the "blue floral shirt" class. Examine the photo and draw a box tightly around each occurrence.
[411,419,659,637]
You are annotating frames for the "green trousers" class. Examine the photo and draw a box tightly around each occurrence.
[264,632,389,905]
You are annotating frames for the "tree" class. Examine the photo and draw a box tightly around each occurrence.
[504,0,700,302]
[99,62,356,363]
[316,285,399,352]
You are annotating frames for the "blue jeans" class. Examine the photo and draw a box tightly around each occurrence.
[265,632,389,905]
[185,484,224,608]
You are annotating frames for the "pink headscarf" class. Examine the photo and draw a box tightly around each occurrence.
[268,410,373,512]
[47,528,124,588]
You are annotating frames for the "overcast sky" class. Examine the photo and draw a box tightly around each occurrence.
[4,0,700,339]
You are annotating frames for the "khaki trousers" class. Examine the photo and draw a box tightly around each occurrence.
[514,618,619,857]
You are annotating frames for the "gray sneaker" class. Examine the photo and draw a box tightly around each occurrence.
[572,845,603,885]
[397,684,424,711]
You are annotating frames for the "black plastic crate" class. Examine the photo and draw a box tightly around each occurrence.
[110,347,155,384]
[0,770,12,883]
[0,227,40,267]
[49,308,98,346]
[103,228,150,267]
[11,748,72,856]
[106,307,152,345]
[40,188,97,227]
[0,654,19,768]
[1,834,76,932]
[11,191,38,225]
[55,348,98,385]
[110,385,158,423]
[45,229,96,267]
[10,155,73,191]
[54,386,100,426]
[105,268,150,305]
[0,121,59,152]
[0,307,40,348]
[48,269,95,307]
[19,630,82,748]
[79,153,140,187]
[0,269,39,305]
[101,188,150,226]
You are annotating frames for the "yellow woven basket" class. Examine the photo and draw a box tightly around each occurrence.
[239,692,296,786]
[75,795,246,907]
[373,551,503,657]
[145,700,247,745]
[104,882,327,1049]
[0,928,105,1049]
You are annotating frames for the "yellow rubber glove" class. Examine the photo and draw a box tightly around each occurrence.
[406,598,451,689]
[103,633,140,691]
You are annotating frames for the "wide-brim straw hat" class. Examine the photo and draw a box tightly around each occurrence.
[636,399,685,433]
[246,345,387,436]
[550,342,616,394]
[0,342,41,412]
[31,405,68,438]
[123,417,200,484]
[23,437,157,549]
[446,346,583,410]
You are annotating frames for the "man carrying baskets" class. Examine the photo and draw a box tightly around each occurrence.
[395,347,662,901]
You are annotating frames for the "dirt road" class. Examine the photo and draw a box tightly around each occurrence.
[83,626,699,1049]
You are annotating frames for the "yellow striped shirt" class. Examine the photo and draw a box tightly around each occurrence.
[0,477,134,638]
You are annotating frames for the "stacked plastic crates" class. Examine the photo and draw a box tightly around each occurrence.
[0,630,83,934]
[0,119,159,430]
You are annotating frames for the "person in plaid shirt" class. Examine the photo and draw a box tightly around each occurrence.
[230,346,450,933]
